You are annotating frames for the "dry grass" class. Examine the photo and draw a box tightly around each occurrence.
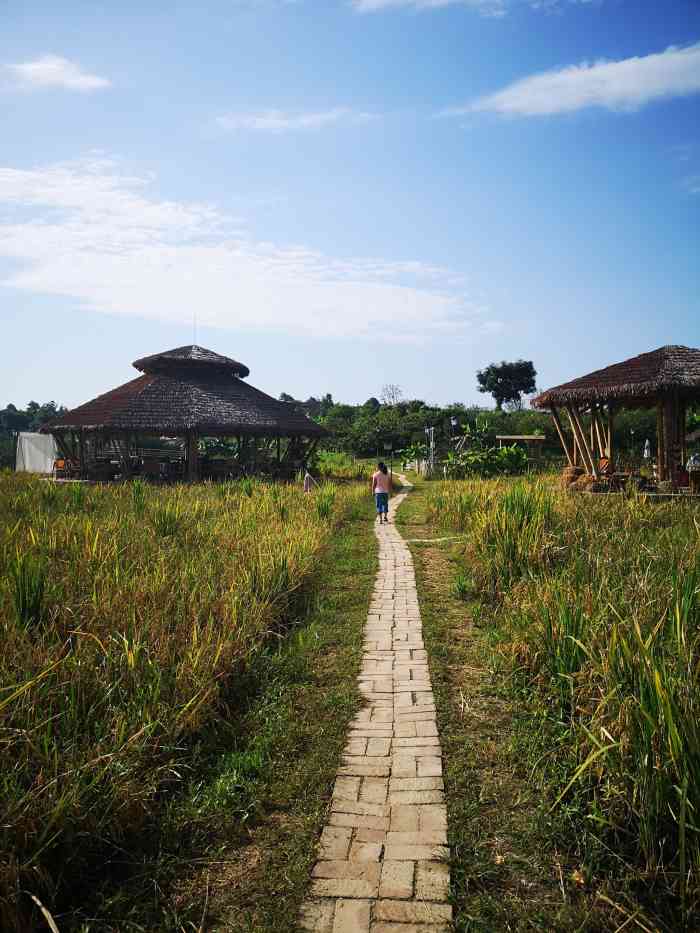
[0,472,369,930]
[420,477,700,930]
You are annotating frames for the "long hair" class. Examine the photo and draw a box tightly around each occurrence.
[378,462,388,475]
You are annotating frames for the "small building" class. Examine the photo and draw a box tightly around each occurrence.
[41,344,326,481]
[532,345,700,485]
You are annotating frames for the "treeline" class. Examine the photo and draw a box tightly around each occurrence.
[280,392,662,459]
[0,395,679,468]
[0,402,68,467]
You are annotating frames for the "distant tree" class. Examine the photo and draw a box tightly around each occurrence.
[1,401,66,434]
[303,396,322,418]
[0,404,30,434]
[404,399,426,414]
[363,397,381,413]
[476,360,537,411]
[380,384,403,406]
[279,392,296,403]
[319,393,334,417]
[29,401,66,430]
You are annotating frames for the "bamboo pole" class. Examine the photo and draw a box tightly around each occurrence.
[606,404,614,460]
[591,405,606,459]
[550,406,574,467]
[566,404,597,477]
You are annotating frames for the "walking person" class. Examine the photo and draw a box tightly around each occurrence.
[372,462,391,524]
[303,466,318,493]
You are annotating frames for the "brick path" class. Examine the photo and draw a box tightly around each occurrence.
[300,479,451,932]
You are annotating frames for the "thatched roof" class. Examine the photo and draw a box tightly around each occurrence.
[133,345,250,378]
[532,345,700,409]
[42,345,325,437]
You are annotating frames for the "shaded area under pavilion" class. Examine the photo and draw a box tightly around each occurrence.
[41,345,326,481]
[532,345,700,487]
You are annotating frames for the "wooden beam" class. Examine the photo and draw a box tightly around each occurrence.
[52,431,72,462]
[566,404,597,477]
[663,392,681,487]
[303,438,319,467]
[679,400,687,468]
[591,404,606,459]
[656,401,665,481]
[78,430,87,480]
[186,431,199,482]
[606,404,614,460]
[550,406,574,467]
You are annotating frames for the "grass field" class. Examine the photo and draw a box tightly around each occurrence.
[399,476,699,931]
[0,472,376,931]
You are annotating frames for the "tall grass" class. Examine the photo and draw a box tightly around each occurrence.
[315,450,372,480]
[0,474,367,930]
[429,476,700,925]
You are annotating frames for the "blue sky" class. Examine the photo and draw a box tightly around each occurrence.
[1,0,699,408]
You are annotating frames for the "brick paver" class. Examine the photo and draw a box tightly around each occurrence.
[301,478,451,932]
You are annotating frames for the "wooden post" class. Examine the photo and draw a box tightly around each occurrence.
[591,405,606,459]
[78,430,87,480]
[679,400,687,470]
[663,393,681,487]
[566,405,597,477]
[606,404,614,460]
[656,401,665,481]
[550,406,574,467]
[276,437,281,463]
[186,431,199,482]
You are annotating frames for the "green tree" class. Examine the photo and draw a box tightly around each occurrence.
[0,404,30,434]
[476,360,537,411]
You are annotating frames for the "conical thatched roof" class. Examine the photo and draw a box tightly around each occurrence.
[133,345,250,378]
[42,345,325,437]
[533,345,700,409]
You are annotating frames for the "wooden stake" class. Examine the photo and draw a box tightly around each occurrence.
[550,406,574,467]
[591,405,606,459]
[566,405,597,477]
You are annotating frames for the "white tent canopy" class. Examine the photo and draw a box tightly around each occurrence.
[15,432,58,474]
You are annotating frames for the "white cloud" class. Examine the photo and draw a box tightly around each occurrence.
[441,42,700,117]
[5,54,111,91]
[0,156,499,343]
[352,0,506,15]
[216,108,375,131]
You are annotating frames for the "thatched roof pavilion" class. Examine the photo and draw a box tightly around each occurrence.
[532,345,700,484]
[42,344,325,481]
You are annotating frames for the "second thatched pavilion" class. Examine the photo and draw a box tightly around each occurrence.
[532,345,700,485]
[42,345,326,481]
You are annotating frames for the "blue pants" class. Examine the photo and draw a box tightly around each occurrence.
[375,492,389,514]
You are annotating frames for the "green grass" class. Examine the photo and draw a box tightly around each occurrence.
[97,489,377,932]
[398,477,699,932]
[0,473,374,931]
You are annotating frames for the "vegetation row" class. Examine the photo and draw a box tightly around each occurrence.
[0,473,366,930]
[428,477,700,927]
